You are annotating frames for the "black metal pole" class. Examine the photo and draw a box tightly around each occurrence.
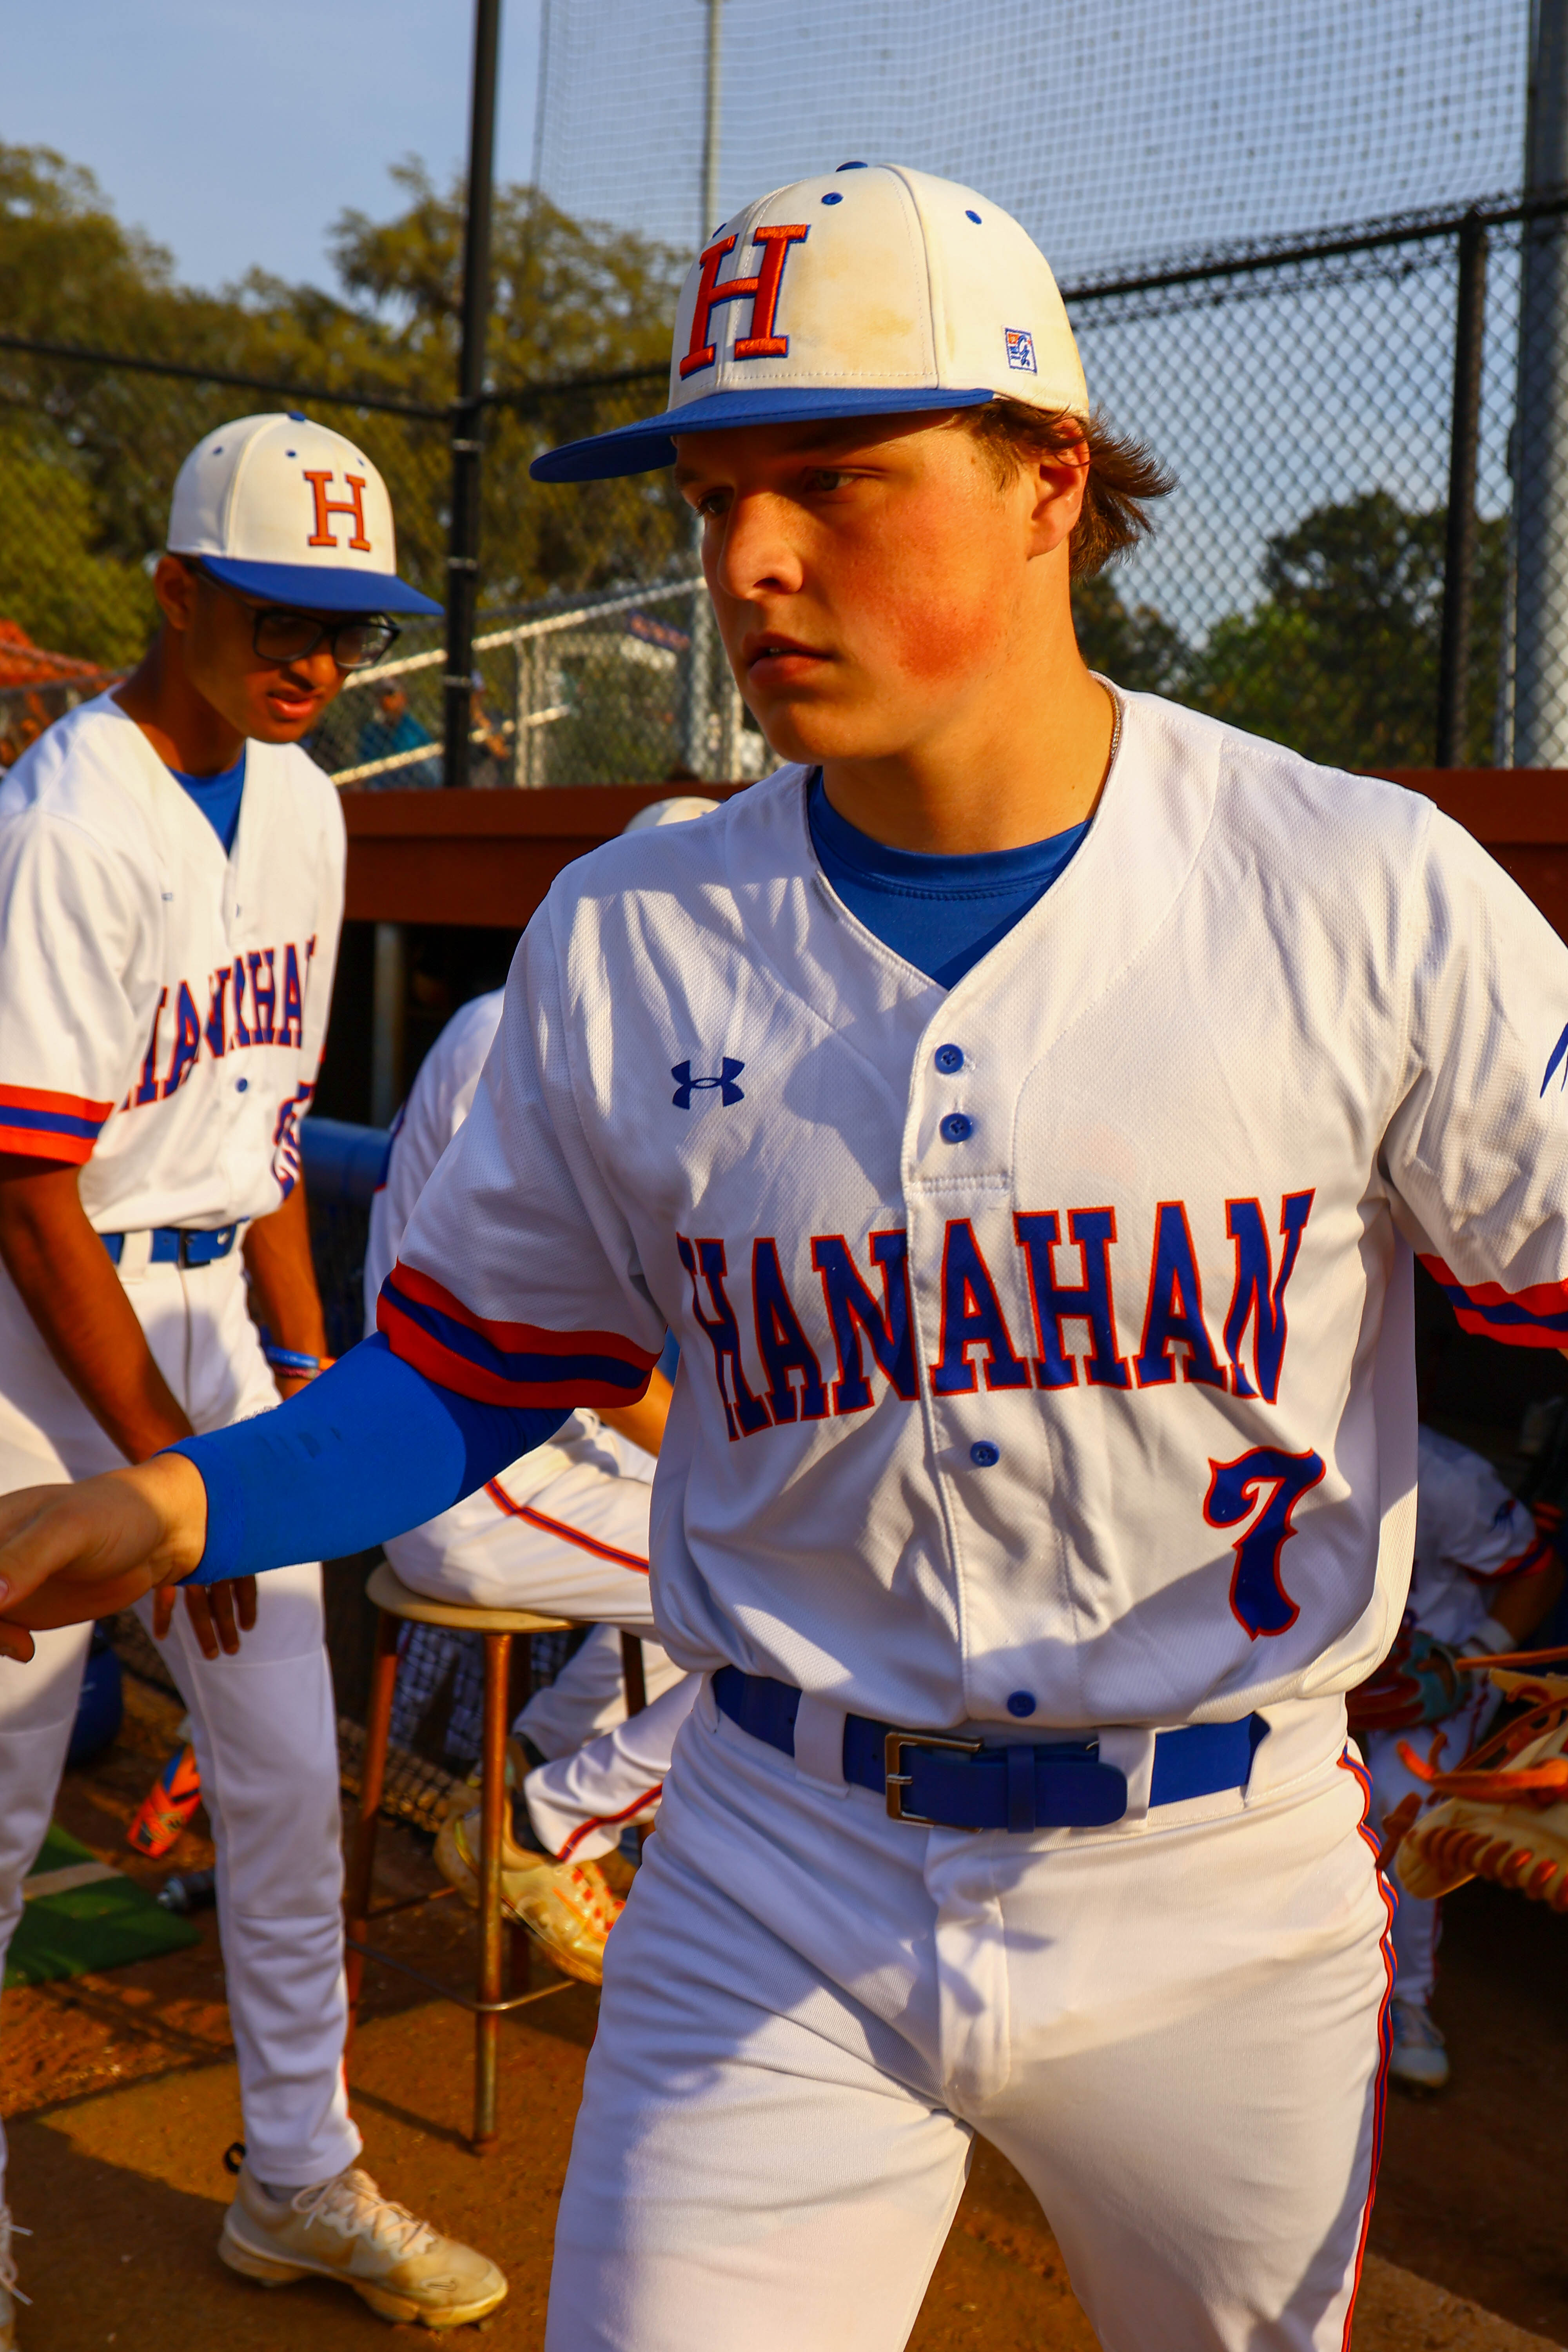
[444,0,503,788]
[1436,209,1488,769]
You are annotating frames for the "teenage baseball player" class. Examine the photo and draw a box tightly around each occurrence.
[0,414,505,2337]
[7,164,1568,2352]
[362,945,697,1982]
[1350,1423,1564,2092]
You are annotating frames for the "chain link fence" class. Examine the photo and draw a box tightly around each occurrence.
[5,194,1568,777]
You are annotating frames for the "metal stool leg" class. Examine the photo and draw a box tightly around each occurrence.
[474,1628,511,2151]
[345,1609,401,2029]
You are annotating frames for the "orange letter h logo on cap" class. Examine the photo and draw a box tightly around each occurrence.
[302,471,373,552]
[679,224,810,380]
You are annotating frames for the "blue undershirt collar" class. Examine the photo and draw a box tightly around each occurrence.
[169,747,247,855]
[806,770,1090,989]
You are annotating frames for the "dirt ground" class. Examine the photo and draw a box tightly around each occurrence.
[7,1688,1566,2351]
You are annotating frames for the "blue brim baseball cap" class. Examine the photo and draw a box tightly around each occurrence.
[530,163,1087,486]
[169,413,443,618]
[199,555,442,615]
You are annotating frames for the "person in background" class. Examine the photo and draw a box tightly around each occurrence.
[356,683,440,789]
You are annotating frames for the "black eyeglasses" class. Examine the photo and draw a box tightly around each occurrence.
[249,606,401,671]
[189,563,401,670]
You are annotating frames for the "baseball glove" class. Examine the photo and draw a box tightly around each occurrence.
[1345,1623,1463,1734]
[1394,1668,1568,1908]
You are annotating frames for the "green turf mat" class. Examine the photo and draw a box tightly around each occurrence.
[4,1823,200,1988]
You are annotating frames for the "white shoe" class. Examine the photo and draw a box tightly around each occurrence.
[0,2206,32,2349]
[1389,1996,1450,2093]
[220,2160,506,2328]
[436,1802,623,1987]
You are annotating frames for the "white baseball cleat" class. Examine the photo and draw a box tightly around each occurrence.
[436,1802,623,1987]
[219,2160,506,2328]
[1388,1996,1450,2094]
[0,2207,31,2349]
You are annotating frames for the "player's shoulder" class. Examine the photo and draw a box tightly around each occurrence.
[1118,688,1435,870]
[538,772,793,936]
[421,987,506,1097]
[0,692,160,848]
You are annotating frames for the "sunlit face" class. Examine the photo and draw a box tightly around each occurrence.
[152,557,352,744]
[673,412,1083,767]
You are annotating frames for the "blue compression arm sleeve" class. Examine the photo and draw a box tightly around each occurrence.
[168,1334,570,1583]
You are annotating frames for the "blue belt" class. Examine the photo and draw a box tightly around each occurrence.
[712,1666,1268,1832]
[101,1225,239,1269]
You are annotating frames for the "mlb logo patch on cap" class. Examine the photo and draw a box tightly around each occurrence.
[168,413,441,616]
[531,163,1088,483]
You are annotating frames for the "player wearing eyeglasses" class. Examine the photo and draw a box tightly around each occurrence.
[0,416,508,2337]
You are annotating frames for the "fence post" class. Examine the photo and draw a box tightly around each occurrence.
[682,0,724,775]
[1512,0,1568,766]
[1436,210,1488,769]
[443,0,503,789]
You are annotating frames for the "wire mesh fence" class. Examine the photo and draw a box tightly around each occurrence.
[6,192,1568,778]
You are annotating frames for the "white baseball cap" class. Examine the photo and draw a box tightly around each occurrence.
[532,163,1087,484]
[168,412,442,615]
[623,794,722,832]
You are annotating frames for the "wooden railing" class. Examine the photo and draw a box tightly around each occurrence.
[341,771,1568,940]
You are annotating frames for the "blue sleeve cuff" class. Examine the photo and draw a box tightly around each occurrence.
[168,1334,570,1583]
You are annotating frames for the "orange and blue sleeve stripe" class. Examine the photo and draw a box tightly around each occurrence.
[1419,1254,1568,1350]
[376,1260,658,1409]
[0,1084,113,1165]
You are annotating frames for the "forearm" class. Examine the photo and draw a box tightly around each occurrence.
[243,1180,328,1370]
[170,1334,570,1580]
[600,1366,673,1459]
[0,1157,191,1460]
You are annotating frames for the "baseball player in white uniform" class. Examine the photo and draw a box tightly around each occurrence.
[0,416,505,2336]
[1352,1425,1563,2091]
[362,949,695,1982]
[8,165,1568,2352]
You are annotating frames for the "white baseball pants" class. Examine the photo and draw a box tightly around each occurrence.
[383,1422,686,1759]
[524,1673,698,1862]
[1362,1681,1499,2007]
[0,1247,358,2197]
[546,1684,1394,2352]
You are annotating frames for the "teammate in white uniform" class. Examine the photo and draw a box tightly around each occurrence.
[9,167,1568,2352]
[362,963,695,1979]
[1354,1425,1563,2091]
[0,416,503,2335]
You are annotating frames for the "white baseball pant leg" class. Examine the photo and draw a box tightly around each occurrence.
[385,1421,682,1752]
[0,1250,358,2197]
[545,1688,1393,2352]
[524,1675,699,1862]
[1363,1682,1500,2008]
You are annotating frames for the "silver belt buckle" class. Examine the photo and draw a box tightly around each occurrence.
[884,1729,984,1825]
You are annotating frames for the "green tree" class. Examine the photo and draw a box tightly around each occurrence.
[1072,568,1190,696]
[1185,490,1506,770]
[0,147,687,667]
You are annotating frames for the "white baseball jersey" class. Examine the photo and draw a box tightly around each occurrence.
[383,693,1568,1734]
[365,985,604,1508]
[1406,1424,1544,1647]
[0,693,342,1236]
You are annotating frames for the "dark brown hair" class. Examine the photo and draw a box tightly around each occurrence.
[960,400,1175,578]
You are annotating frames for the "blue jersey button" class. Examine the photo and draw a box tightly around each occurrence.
[934,1042,964,1074]
[235,1078,249,1093]
[969,1441,1000,1467]
[1006,1690,1036,1718]
[939,1112,973,1143]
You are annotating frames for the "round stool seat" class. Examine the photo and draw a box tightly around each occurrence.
[365,1559,577,1636]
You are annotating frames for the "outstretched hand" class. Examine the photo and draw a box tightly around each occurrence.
[0,1454,210,1661]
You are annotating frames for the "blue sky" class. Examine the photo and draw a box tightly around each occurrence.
[4,0,545,294]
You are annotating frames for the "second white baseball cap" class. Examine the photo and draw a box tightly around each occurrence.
[532,163,1087,483]
[168,413,442,614]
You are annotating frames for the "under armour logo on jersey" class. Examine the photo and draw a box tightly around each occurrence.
[679,225,810,379]
[1543,1020,1568,1096]
[672,1058,746,1109]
